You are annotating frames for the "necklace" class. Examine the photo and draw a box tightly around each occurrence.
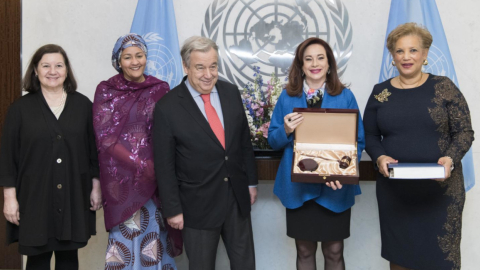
[50,90,66,117]
[398,73,423,89]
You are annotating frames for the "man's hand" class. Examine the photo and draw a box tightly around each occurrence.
[167,213,184,230]
[249,187,258,205]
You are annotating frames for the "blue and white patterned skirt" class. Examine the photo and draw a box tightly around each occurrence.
[104,199,177,270]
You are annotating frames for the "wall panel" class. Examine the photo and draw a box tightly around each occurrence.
[0,0,22,269]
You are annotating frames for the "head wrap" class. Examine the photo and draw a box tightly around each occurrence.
[111,33,148,72]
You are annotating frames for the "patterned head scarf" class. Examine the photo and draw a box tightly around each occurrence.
[111,33,148,72]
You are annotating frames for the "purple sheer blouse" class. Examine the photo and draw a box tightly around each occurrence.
[93,74,169,230]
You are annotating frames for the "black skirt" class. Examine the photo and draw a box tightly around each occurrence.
[286,200,351,242]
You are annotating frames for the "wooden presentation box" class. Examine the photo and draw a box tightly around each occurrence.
[291,108,359,185]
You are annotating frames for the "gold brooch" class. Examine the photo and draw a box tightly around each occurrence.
[374,89,391,103]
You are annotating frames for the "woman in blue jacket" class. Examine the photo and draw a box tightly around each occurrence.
[268,37,365,270]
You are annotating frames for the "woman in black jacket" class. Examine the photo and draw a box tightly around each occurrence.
[0,44,101,270]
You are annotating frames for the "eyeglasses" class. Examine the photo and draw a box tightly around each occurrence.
[298,155,352,172]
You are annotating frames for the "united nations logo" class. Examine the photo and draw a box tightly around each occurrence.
[142,32,182,87]
[201,0,353,87]
[380,44,458,84]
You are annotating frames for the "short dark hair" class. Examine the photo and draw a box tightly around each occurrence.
[286,37,345,97]
[22,44,77,93]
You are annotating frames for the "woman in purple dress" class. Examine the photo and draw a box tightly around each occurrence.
[93,33,181,270]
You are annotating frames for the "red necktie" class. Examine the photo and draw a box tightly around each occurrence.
[201,94,225,149]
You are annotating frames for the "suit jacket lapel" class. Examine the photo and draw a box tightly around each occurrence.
[177,79,224,149]
[217,82,232,150]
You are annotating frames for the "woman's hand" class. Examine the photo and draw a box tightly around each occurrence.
[138,159,155,184]
[284,112,304,136]
[90,178,103,211]
[434,156,453,181]
[3,187,20,225]
[325,180,343,190]
[143,160,155,179]
[377,155,398,177]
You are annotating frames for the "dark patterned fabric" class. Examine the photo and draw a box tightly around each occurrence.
[364,74,474,270]
[105,200,177,270]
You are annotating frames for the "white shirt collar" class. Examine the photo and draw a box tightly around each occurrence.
[185,79,218,98]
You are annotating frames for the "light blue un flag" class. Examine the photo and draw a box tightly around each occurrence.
[379,0,475,191]
[130,0,183,88]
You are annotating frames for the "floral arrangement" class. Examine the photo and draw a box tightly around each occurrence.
[242,66,284,149]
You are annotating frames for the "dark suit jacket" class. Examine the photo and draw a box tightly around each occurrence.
[153,77,257,229]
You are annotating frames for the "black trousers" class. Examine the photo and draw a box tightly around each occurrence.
[26,249,79,270]
[182,186,255,270]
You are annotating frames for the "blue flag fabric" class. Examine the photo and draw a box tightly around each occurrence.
[130,0,183,88]
[379,0,475,191]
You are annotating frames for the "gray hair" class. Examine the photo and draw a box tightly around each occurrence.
[180,36,219,67]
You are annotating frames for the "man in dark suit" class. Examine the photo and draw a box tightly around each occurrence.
[153,36,257,270]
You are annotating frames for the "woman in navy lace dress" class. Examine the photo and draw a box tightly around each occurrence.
[364,23,474,270]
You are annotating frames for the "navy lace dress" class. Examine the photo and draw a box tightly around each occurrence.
[363,74,474,270]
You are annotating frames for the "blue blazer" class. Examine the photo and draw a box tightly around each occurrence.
[268,88,365,212]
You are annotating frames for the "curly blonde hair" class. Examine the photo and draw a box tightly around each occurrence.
[386,22,433,54]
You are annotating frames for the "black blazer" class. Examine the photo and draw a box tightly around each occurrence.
[153,77,257,229]
[0,91,99,246]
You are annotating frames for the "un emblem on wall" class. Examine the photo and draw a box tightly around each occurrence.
[380,44,458,84]
[143,32,181,87]
[201,0,353,87]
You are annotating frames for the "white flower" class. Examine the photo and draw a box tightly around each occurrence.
[244,111,256,135]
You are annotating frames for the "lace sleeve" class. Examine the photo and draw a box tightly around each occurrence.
[429,77,474,164]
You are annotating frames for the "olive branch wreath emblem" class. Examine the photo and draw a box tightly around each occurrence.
[201,0,353,84]
[324,0,353,77]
